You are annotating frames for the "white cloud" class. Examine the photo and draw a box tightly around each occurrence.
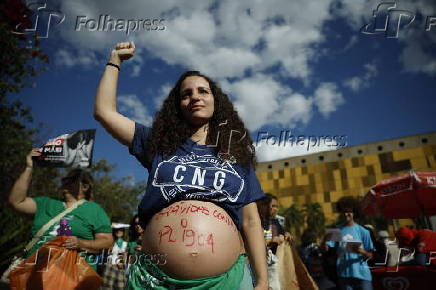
[343,61,378,92]
[314,83,344,118]
[343,77,363,92]
[130,48,144,77]
[117,94,152,126]
[255,138,339,162]
[399,29,436,76]
[343,35,358,51]
[154,83,172,109]
[272,93,313,128]
[57,0,337,81]
[56,0,376,131]
[220,74,314,131]
[223,74,284,131]
[54,49,98,68]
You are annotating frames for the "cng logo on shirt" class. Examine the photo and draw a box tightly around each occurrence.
[152,153,244,202]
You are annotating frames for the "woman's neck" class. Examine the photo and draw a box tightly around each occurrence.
[190,123,209,145]
[64,194,79,208]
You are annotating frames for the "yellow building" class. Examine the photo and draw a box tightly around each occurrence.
[256,132,436,225]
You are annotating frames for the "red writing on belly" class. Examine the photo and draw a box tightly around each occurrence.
[212,209,236,232]
[158,218,215,253]
[157,201,210,219]
[159,225,176,244]
[156,201,236,232]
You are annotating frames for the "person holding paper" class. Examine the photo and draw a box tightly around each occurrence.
[322,197,374,290]
[5,149,113,275]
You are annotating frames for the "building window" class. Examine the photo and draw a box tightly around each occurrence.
[337,152,343,157]
[301,159,306,164]
[332,202,338,213]
[377,145,383,151]
[399,141,405,147]
[284,162,289,167]
[422,138,428,144]
[268,164,272,169]
[319,156,324,161]
[324,191,331,202]
[357,149,363,154]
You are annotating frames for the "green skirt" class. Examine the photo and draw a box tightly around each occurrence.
[126,254,247,290]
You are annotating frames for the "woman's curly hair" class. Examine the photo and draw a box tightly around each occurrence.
[146,71,256,168]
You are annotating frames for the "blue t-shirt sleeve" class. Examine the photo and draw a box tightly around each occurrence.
[243,167,265,205]
[129,122,152,169]
[361,227,374,251]
[326,240,336,248]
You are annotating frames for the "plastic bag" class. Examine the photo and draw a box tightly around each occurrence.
[9,236,102,290]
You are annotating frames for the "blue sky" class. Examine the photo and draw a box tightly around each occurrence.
[14,0,436,184]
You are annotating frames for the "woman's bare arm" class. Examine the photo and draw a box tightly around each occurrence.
[242,202,269,290]
[8,149,40,215]
[64,233,114,254]
[94,42,136,146]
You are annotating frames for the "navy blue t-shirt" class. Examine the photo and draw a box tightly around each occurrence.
[129,123,265,231]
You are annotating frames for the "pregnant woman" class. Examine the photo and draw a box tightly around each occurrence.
[94,42,268,289]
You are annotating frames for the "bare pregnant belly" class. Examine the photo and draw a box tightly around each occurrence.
[142,200,242,279]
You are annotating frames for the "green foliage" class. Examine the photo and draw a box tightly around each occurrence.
[88,159,146,223]
[303,203,326,238]
[0,0,49,96]
[0,0,53,271]
[281,202,326,243]
[282,203,304,237]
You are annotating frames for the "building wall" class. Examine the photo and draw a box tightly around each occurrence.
[256,132,436,225]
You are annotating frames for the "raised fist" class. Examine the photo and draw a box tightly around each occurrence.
[26,148,41,168]
[109,41,135,64]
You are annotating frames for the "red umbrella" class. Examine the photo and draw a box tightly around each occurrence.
[361,171,436,219]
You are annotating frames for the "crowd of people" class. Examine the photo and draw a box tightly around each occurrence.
[3,41,436,290]
[297,197,436,290]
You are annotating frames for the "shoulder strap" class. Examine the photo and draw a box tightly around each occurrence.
[24,199,87,252]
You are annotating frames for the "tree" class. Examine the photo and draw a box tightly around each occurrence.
[0,0,49,96]
[89,159,146,222]
[0,0,53,272]
[282,203,305,239]
[303,203,326,238]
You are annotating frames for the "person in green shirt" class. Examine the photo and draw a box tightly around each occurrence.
[7,148,114,270]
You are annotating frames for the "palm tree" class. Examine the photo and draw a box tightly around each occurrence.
[303,203,326,238]
[283,203,305,238]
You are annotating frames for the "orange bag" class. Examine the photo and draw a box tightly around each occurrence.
[9,236,102,290]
